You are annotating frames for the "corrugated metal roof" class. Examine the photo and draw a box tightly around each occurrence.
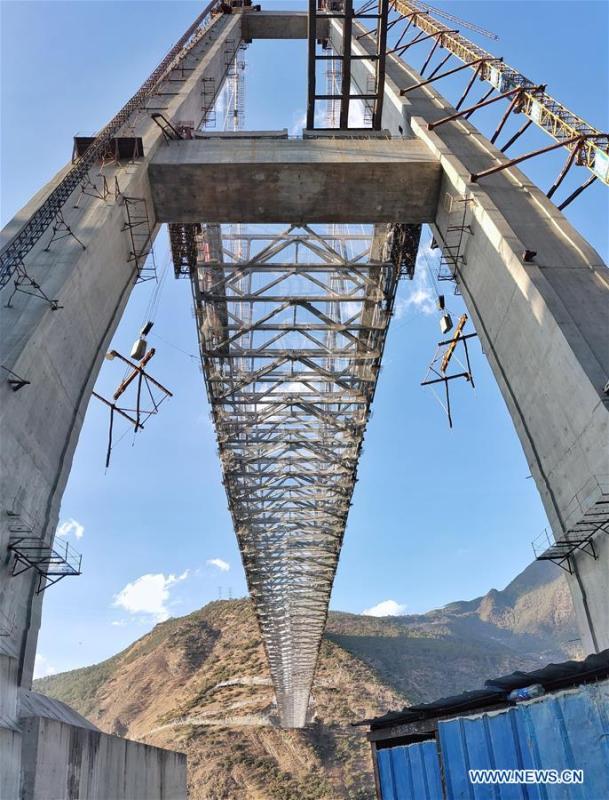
[359,649,609,731]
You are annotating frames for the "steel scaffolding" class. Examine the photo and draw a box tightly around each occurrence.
[307,0,390,130]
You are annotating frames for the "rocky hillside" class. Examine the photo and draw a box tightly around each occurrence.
[35,561,580,800]
[327,560,582,704]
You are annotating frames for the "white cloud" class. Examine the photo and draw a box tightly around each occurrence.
[395,270,436,319]
[406,285,436,316]
[348,100,367,127]
[394,240,441,320]
[113,571,190,622]
[290,110,307,136]
[57,518,84,540]
[111,619,128,627]
[272,380,310,395]
[362,599,408,617]
[207,558,230,573]
[34,653,57,679]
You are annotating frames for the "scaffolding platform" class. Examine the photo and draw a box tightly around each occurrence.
[533,519,609,574]
[8,536,82,594]
[72,135,144,162]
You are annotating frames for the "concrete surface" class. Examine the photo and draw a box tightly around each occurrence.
[148,136,442,223]
[193,128,289,139]
[242,11,327,40]
[20,716,186,800]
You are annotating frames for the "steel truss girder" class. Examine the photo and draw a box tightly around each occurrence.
[189,222,402,727]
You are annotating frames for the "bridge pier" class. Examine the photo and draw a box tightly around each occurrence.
[329,18,609,653]
[0,11,242,793]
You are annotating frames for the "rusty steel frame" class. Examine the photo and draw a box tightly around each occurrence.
[93,348,173,468]
[186,222,411,726]
[471,133,607,183]
[390,26,459,59]
[427,85,544,131]
[421,314,477,429]
[349,1,608,184]
[308,0,390,130]
[399,56,492,96]
[388,0,609,184]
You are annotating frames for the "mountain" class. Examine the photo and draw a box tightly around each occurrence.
[325,560,581,705]
[35,561,581,800]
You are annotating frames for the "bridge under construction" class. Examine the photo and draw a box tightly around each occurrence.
[0,1,608,795]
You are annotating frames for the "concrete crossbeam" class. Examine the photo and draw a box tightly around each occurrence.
[241,11,319,39]
[148,136,441,223]
[1,6,608,769]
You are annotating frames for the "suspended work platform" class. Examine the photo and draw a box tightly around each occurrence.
[8,536,82,594]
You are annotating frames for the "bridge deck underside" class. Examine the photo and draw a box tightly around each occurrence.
[190,222,405,727]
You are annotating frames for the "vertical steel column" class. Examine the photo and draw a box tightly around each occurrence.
[339,0,354,128]
[307,0,390,131]
[307,0,319,129]
[372,0,389,129]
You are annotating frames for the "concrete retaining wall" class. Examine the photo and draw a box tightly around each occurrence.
[20,717,186,800]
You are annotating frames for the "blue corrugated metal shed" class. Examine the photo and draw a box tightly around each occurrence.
[375,680,609,800]
[377,740,443,800]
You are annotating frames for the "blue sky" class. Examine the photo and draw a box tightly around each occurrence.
[1,1,607,678]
